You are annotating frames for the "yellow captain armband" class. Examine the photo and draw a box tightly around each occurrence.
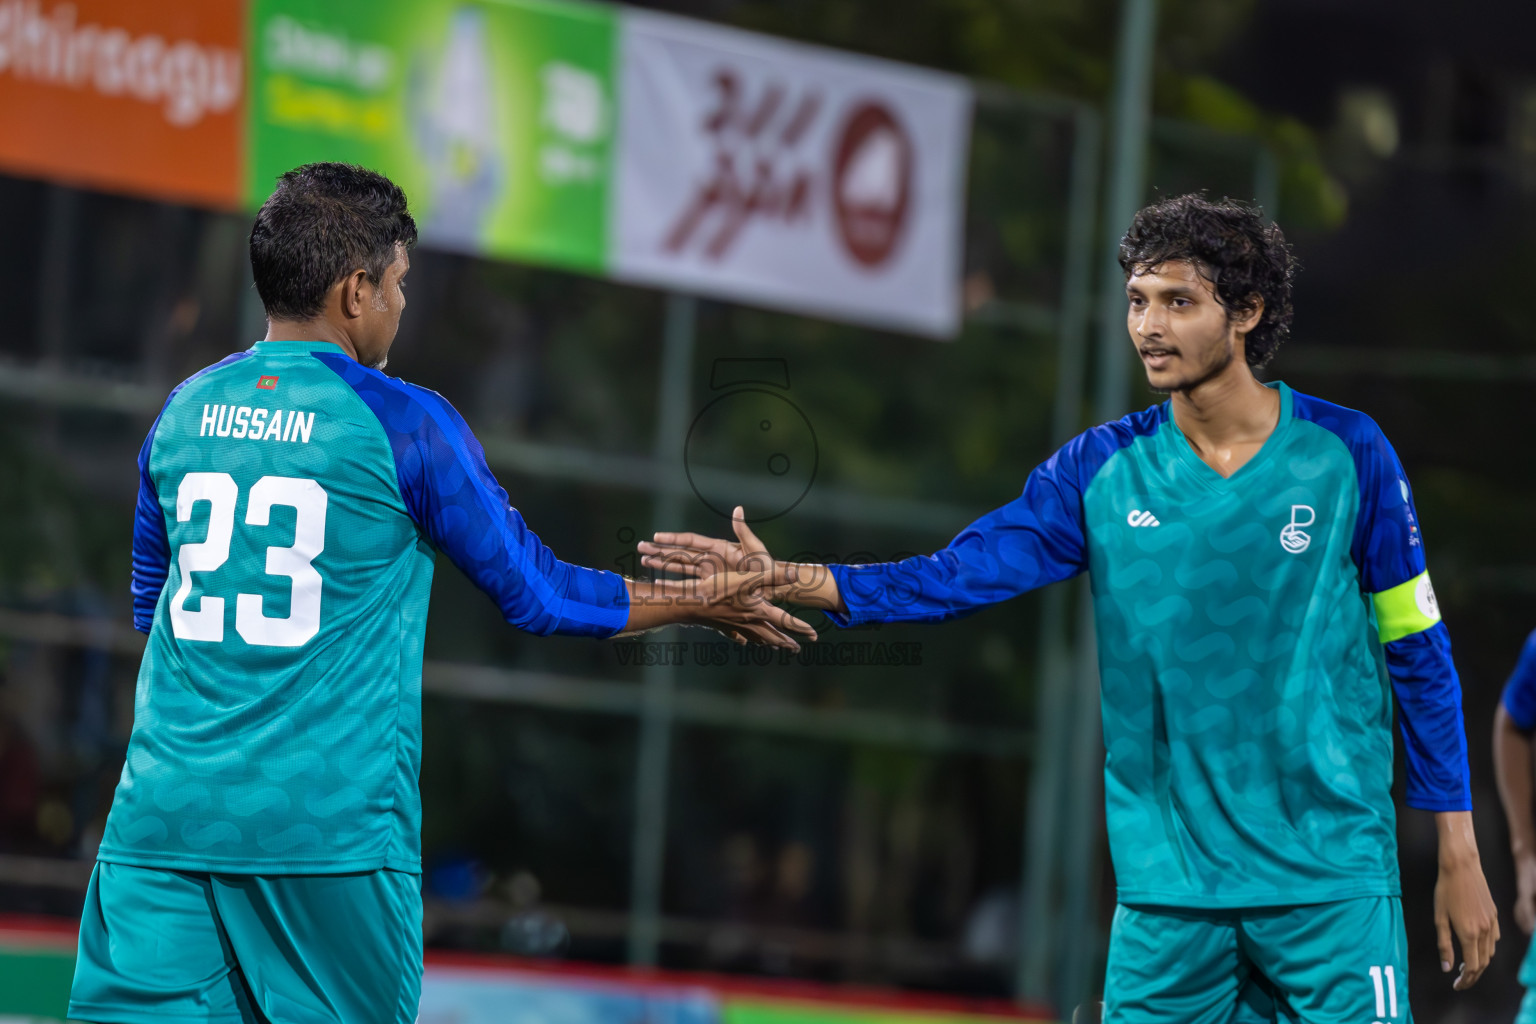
[1372,570,1442,643]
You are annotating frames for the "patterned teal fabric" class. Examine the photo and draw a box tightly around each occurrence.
[106,341,628,874]
[1104,898,1411,1023]
[829,384,1469,908]
[1088,385,1397,905]
[104,343,434,873]
[70,863,422,1024]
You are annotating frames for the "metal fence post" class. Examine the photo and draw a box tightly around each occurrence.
[627,291,699,967]
[38,185,78,369]
[1017,100,1102,1007]
[1094,0,1158,425]
[1254,145,1280,222]
[1057,0,1158,1011]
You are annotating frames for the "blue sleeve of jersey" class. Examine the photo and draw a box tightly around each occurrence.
[317,353,629,638]
[1309,399,1471,811]
[1501,630,1536,732]
[130,350,252,633]
[1386,623,1471,810]
[1361,430,1470,811]
[130,424,170,633]
[826,420,1139,627]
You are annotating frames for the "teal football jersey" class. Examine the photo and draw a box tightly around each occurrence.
[829,383,1468,907]
[103,341,629,873]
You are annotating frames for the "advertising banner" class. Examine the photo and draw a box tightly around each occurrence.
[611,10,972,338]
[416,962,1055,1024]
[418,965,720,1024]
[0,0,243,207]
[724,996,1048,1024]
[1,0,973,337]
[247,0,617,272]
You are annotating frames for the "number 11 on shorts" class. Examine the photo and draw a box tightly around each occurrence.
[1368,964,1398,1020]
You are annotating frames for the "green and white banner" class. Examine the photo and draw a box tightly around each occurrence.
[249,0,617,272]
[247,0,971,336]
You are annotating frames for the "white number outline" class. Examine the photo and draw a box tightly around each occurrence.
[1368,963,1399,1020]
[236,476,327,648]
[168,473,328,648]
[169,472,237,642]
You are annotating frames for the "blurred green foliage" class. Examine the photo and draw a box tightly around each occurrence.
[686,0,1345,228]
[0,422,125,603]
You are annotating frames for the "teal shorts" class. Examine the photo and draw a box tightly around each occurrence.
[1104,897,1411,1024]
[69,862,422,1024]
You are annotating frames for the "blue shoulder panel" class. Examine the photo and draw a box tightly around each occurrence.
[828,404,1164,627]
[1290,391,1424,591]
[1292,389,1470,812]
[1502,629,1536,733]
[131,350,253,633]
[313,352,629,638]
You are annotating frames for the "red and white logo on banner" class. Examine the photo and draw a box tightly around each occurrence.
[831,100,913,268]
[660,72,917,273]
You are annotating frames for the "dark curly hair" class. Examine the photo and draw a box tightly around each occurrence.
[1118,194,1296,369]
[250,162,418,321]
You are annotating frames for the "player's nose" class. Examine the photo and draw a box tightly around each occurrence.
[1132,307,1162,340]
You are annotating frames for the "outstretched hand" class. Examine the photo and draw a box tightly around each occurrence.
[638,507,789,647]
[640,506,771,579]
[694,568,817,649]
[625,520,817,650]
[640,506,842,617]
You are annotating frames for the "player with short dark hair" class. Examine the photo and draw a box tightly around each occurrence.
[67,162,811,1024]
[642,194,1499,1022]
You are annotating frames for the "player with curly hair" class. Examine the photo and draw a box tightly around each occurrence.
[641,194,1499,1022]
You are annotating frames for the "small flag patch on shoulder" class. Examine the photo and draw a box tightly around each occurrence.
[257,375,279,390]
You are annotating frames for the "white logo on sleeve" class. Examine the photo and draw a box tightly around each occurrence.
[1127,509,1160,527]
[1415,574,1440,620]
[1279,504,1315,554]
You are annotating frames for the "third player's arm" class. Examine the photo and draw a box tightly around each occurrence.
[1494,704,1536,934]
[1494,631,1536,935]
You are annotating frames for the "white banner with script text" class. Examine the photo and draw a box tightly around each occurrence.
[611,11,972,338]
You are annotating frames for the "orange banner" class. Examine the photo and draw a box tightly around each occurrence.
[0,0,243,207]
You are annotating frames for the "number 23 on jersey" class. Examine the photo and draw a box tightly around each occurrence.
[169,471,327,648]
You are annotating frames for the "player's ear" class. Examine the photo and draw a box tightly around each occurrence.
[1234,294,1264,335]
[339,268,370,320]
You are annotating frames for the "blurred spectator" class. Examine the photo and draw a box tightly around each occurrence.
[768,840,817,927]
[960,886,1018,967]
[0,700,40,852]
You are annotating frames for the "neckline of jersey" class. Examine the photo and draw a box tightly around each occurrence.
[250,339,352,355]
[1160,381,1292,490]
